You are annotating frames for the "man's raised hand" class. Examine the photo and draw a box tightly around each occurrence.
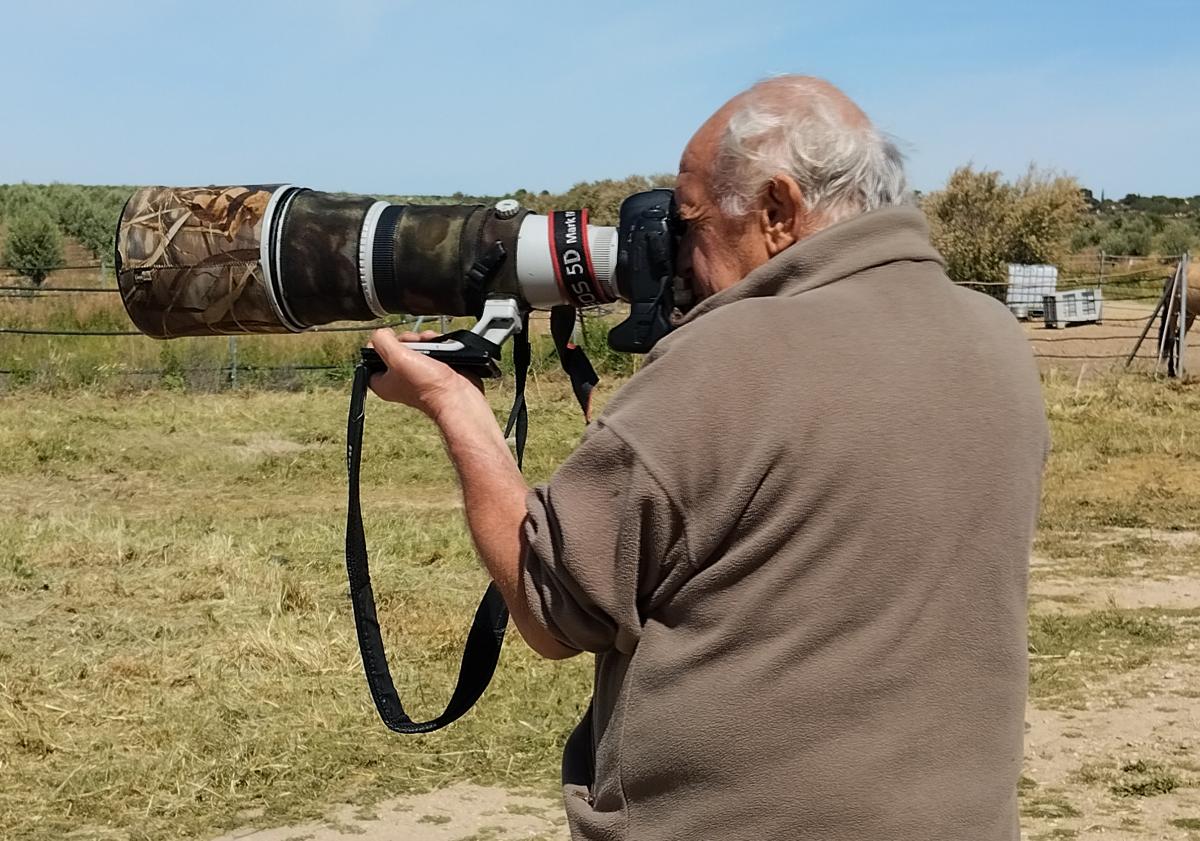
[367,328,484,419]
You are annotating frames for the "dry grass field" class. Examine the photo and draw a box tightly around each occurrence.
[1,371,1199,841]
[0,382,591,841]
[2,231,1200,841]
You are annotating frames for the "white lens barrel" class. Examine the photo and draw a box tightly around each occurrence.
[515,214,619,310]
[357,200,392,319]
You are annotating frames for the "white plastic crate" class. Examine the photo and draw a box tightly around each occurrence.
[1006,264,1058,319]
[1042,288,1103,328]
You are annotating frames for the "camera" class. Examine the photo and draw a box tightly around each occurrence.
[114,184,686,356]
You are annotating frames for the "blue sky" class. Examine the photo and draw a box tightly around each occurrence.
[3,0,1197,197]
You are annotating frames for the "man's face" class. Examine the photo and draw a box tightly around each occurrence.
[673,106,772,301]
[674,168,767,301]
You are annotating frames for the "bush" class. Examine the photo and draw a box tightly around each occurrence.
[1098,216,1155,257]
[511,174,676,226]
[1070,218,1102,252]
[2,207,64,285]
[0,183,55,223]
[45,186,120,261]
[1154,220,1196,257]
[0,184,129,263]
[922,165,1086,301]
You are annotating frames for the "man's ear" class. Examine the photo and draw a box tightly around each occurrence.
[758,174,807,256]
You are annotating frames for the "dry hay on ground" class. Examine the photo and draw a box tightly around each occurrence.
[2,367,1199,841]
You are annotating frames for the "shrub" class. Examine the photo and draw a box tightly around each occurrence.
[511,174,676,226]
[922,166,1086,301]
[1099,216,1155,257]
[1154,220,1196,257]
[2,207,64,285]
[0,183,55,223]
[48,187,120,261]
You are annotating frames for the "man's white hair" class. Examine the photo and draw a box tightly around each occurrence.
[714,77,909,224]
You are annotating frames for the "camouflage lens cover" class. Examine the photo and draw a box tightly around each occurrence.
[116,185,290,338]
[117,185,535,339]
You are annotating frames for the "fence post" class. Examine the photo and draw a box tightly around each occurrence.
[228,335,239,389]
[1180,252,1190,379]
[1125,262,1177,369]
[1153,262,1181,373]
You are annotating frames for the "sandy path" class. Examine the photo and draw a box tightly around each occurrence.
[209,783,567,841]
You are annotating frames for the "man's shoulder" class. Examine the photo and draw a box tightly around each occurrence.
[607,301,769,400]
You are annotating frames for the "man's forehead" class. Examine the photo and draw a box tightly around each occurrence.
[678,137,712,176]
[679,96,745,175]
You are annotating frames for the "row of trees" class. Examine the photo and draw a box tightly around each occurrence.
[1070,212,1198,257]
[1,171,1193,290]
[0,184,129,284]
[1081,190,1200,216]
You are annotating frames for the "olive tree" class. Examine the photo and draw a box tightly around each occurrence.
[1155,220,1196,257]
[3,207,65,286]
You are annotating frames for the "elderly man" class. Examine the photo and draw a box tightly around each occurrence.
[370,76,1048,841]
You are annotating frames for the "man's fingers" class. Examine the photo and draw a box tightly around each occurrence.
[370,328,413,366]
[375,327,449,356]
[394,329,444,343]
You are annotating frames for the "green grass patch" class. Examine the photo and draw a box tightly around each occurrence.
[1112,760,1184,797]
[1075,758,1190,798]
[1031,829,1079,840]
[1021,792,1082,820]
[1034,531,1174,578]
[1029,609,1176,702]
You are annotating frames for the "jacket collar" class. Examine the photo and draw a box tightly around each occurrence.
[675,205,944,328]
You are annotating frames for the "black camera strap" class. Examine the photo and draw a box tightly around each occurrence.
[503,312,531,467]
[344,324,531,734]
[550,305,599,421]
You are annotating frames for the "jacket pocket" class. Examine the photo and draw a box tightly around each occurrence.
[562,783,626,841]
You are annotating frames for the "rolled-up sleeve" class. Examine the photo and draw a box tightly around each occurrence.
[521,421,692,655]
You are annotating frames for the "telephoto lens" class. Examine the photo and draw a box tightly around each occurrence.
[115,185,620,339]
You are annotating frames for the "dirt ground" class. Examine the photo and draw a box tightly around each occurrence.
[1023,299,1200,376]
[203,529,1200,841]
[1021,528,1200,840]
[208,784,567,841]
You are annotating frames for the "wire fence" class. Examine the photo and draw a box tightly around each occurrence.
[0,253,1191,389]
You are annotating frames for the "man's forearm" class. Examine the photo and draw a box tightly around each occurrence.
[431,390,578,660]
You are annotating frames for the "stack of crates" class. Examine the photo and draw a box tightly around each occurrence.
[1042,288,1103,329]
[1006,264,1057,319]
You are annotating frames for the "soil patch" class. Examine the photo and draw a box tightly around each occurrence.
[208,784,566,841]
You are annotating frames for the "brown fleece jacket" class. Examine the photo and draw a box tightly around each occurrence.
[521,206,1048,841]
